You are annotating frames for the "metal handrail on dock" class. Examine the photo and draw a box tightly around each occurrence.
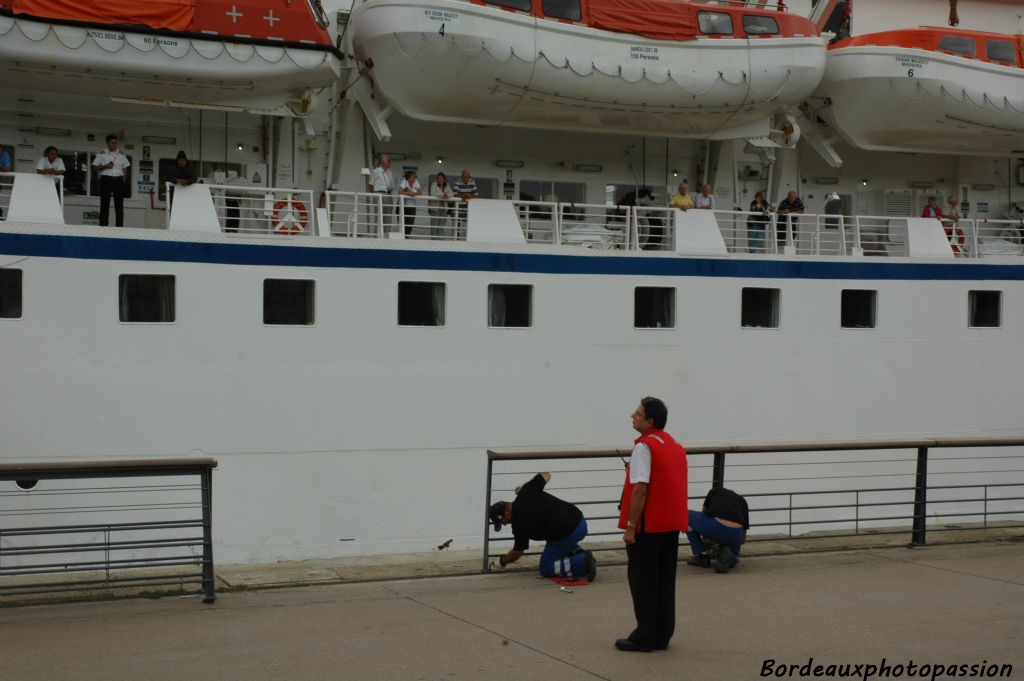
[0,458,218,602]
[483,437,1024,572]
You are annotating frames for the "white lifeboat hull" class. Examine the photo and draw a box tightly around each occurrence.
[819,46,1024,155]
[351,0,826,139]
[0,14,341,112]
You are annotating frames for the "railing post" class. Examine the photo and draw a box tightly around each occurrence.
[483,453,494,573]
[970,219,979,258]
[200,465,217,603]
[712,451,726,489]
[911,446,928,547]
[838,215,848,256]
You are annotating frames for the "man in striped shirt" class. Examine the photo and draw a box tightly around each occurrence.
[452,169,478,236]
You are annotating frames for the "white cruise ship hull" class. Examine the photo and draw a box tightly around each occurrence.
[1,223,1022,563]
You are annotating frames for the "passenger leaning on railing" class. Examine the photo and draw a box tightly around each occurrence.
[746,191,770,253]
[398,169,422,237]
[776,190,805,249]
[0,145,12,219]
[668,181,694,211]
[368,154,395,232]
[427,172,455,239]
[694,184,716,210]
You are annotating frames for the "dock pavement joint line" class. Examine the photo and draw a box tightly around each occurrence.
[382,585,616,681]
[867,548,1024,588]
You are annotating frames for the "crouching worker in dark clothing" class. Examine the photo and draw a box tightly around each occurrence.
[488,472,596,581]
[686,487,749,573]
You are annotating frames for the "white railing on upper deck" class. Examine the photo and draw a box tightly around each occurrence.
[0,173,15,220]
[167,182,316,236]
[317,192,1022,259]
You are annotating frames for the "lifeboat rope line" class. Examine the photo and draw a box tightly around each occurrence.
[0,15,330,69]
[862,78,1024,115]
[391,32,792,101]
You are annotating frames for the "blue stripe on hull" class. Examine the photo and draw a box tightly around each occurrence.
[2,232,1024,281]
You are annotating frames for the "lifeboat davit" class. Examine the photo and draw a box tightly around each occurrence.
[819,28,1024,155]
[350,0,826,140]
[0,0,341,115]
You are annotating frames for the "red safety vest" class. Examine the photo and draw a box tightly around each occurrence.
[618,429,688,532]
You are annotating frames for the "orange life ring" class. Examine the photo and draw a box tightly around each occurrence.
[944,224,965,254]
[272,198,308,234]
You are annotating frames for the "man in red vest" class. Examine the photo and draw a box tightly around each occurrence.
[615,397,689,652]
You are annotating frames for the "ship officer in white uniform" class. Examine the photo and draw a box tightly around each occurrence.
[92,134,131,227]
[368,154,396,232]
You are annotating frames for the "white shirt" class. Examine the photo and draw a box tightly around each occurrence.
[629,442,651,484]
[400,178,422,195]
[695,193,715,210]
[93,149,130,178]
[369,166,395,193]
[36,156,66,173]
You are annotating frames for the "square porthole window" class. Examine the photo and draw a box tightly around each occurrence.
[263,279,314,325]
[0,268,23,319]
[119,274,175,323]
[841,289,877,329]
[634,287,675,329]
[741,287,779,328]
[489,284,532,328]
[398,281,446,327]
[969,290,1001,328]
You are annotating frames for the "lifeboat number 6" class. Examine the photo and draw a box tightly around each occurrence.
[272,197,308,235]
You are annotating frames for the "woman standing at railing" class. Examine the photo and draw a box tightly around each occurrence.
[746,191,770,253]
[399,169,423,237]
[427,172,454,240]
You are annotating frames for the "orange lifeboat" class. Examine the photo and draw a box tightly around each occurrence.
[0,0,341,114]
[819,27,1024,155]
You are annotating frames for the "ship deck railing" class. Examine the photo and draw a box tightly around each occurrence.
[166,181,317,237]
[483,437,1024,571]
[323,190,1024,258]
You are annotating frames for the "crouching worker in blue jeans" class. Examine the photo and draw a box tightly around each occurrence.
[686,487,749,574]
[488,472,597,581]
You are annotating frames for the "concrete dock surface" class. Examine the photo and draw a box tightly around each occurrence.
[2,541,1022,681]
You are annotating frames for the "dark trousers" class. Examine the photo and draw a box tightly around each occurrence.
[99,176,125,227]
[626,530,680,648]
[225,198,240,233]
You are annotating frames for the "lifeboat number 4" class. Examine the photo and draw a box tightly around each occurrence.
[272,198,309,235]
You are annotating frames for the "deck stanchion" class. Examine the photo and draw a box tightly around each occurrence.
[712,451,726,489]
[200,465,217,603]
[483,452,494,573]
[911,446,928,546]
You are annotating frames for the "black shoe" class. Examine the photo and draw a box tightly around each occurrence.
[615,638,654,652]
[584,550,597,582]
[686,554,711,568]
[714,546,734,574]
[655,643,669,651]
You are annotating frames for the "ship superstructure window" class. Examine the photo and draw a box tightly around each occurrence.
[489,284,532,328]
[742,15,779,35]
[985,40,1015,63]
[741,287,779,328]
[698,11,734,35]
[398,282,446,327]
[938,36,976,57]
[119,274,175,323]
[263,279,315,326]
[841,289,877,329]
[487,0,531,11]
[969,290,1001,328]
[542,0,581,21]
[519,180,587,205]
[635,287,675,329]
[0,268,23,319]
